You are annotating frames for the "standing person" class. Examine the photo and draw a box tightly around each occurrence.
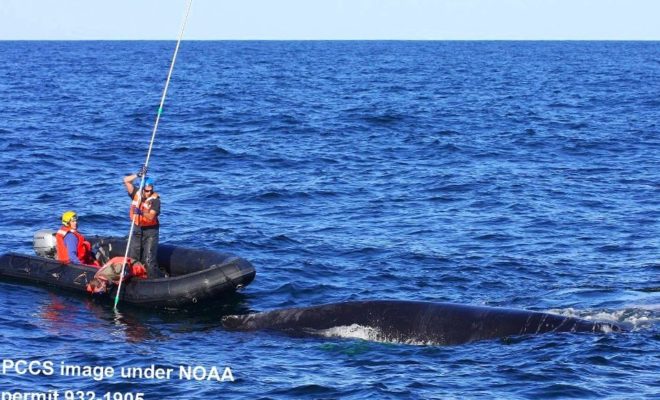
[55,210,97,265]
[123,167,164,278]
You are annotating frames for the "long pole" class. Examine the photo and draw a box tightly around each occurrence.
[114,0,194,309]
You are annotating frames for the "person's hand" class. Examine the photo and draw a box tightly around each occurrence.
[132,206,143,216]
[136,165,148,178]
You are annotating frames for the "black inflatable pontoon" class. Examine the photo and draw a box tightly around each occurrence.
[0,233,256,309]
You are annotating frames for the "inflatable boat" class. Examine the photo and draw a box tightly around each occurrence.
[0,230,256,308]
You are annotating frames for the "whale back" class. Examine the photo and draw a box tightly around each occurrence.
[222,300,623,345]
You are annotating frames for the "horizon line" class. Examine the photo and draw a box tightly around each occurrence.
[1,38,659,42]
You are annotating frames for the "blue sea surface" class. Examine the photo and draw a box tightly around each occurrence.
[0,41,658,398]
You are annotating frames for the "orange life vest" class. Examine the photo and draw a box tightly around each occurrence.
[55,226,94,265]
[130,191,160,227]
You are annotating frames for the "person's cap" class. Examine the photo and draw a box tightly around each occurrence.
[62,210,77,225]
[134,177,155,187]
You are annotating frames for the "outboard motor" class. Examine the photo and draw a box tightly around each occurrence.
[33,229,57,259]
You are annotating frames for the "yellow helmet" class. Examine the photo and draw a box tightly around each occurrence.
[61,210,78,225]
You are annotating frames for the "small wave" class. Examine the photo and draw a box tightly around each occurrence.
[208,92,229,100]
[36,193,58,201]
[408,251,452,264]
[361,113,404,125]
[277,114,302,125]
[635,286,660,292]
[340,246,387,257]
[267,383,339,397]
[547,307,658,331]
[252,190,312,202]
[596,244,634,253]
[428,195,459,203]
[438,275,471,284]
[436,129,459,136]
[474,233,514,242]
[270,234,301,244]
[6,142,28,150]
[172,146,191,153]
[211,145,231,155]
[548,102,578,109]
[567,121,589,130]
[428,183,474,193]
[271,282,342,299]
[255,191,283,200]
[82,213,117,224]
[525,383,599,399]
[5,179,22,187]
[433,143,462,152]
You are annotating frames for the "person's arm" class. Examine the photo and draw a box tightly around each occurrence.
[142,209,158,221]
[141,198,159,221]
[125,165,148,196]
[63,234,81,264]
[123,174,137,196]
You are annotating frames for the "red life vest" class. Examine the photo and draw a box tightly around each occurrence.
[130,191,159,227]
[55,226,94,265]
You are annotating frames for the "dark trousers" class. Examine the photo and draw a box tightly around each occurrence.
[128,227,162,278]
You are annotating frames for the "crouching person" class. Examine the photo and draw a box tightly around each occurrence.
[56,210,99,266]
[87,256,148,294]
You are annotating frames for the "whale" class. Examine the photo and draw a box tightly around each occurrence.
[221,300,624,345]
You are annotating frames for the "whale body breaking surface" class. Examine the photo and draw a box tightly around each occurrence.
[221,300,624,346]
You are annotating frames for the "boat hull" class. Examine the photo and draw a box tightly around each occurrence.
[0,239,255,309]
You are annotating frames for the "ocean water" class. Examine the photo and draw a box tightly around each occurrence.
[0,41,658,398]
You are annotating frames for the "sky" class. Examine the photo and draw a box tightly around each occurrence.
[0,0,659,40]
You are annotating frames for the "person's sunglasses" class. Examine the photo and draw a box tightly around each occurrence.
[143,188,153,193]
